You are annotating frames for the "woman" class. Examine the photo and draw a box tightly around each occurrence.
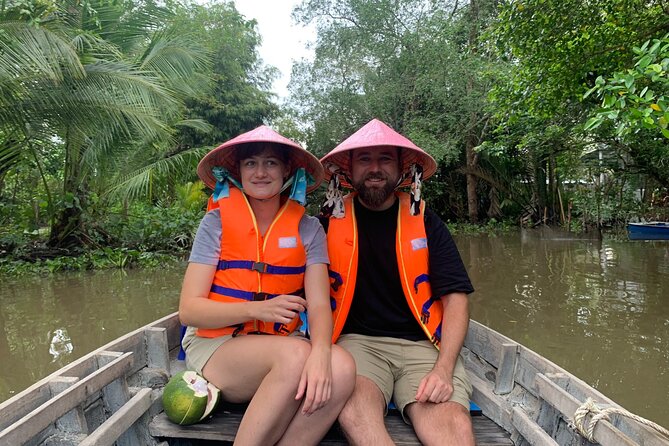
[179,126,355,446]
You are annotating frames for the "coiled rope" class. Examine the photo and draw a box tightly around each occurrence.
[571,397,669,443]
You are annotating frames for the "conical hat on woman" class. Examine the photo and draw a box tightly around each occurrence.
[197,125,324,193]
[320,119,437,188]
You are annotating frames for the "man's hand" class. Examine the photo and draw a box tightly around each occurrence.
[253,294,306,324]
[415,364,454,403]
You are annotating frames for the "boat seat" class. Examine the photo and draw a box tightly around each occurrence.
[149,400,513,446]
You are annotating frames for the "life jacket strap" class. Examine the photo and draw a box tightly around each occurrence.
[421,295,439,324]
[413,273,430,293]
[328,270,344,291]
[217,260,306,275]
[210,284,305,302]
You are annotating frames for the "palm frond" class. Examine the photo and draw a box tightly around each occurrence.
[104,146,209,200]
[0,20,85,81]
[139,32,212,97]
[175,119,214,134]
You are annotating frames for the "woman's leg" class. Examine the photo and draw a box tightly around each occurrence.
[202,335,311,446]
[277,345,356,446]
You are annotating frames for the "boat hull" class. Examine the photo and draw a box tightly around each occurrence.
[2,312,668,446]
[627,222,669,240]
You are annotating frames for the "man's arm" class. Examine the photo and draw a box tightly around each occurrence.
[414,292,469,403]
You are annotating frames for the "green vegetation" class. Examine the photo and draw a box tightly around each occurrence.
[0,0,277,273]
[289,0,669,230]
[2,0,669,275]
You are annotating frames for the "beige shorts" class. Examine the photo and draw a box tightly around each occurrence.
[181,326,308,374]
[336,333,472,422]
[181,326,232,374]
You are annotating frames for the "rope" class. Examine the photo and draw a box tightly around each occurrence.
[571,397,669,443]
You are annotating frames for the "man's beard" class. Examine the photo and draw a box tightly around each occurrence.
[353,173,398,209]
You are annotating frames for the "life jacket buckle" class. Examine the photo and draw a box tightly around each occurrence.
[253,292,269,301]
[252,262,268,273]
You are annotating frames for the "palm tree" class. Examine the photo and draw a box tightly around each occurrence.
[0,0,210,248]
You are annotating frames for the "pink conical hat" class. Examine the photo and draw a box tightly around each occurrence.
[320,119,437,188]
[197,125,324,192]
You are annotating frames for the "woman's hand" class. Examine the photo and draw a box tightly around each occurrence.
[253,294,307,324]
[295,346,332,415]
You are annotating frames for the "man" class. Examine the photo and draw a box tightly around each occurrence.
[320,119,475,445]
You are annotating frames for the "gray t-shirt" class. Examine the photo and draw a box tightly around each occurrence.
[189,208,329,266]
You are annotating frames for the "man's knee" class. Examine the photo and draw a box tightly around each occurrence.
[332,347,356,386]
[409,401,473,441]
[338,376,385,428]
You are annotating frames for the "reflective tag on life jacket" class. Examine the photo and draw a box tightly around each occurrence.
[411,237,428,250]
[279,237,298,248]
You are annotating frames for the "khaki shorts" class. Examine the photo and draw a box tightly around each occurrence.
[336,334,472,422]
[181,326,308,374]
[181,326,231,374]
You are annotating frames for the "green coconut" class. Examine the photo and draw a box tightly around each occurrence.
[162,370,221,425]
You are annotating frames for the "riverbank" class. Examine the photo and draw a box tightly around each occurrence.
[0,220,640,277]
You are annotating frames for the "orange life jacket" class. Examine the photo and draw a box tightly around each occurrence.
[327,192,443,347]
[197,187,306,338]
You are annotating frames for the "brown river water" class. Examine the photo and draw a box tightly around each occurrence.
[1,231,668,429]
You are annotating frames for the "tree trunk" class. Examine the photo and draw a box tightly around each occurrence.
[465,0,480,223]
[48,131,87,249]
[535,155,548,223]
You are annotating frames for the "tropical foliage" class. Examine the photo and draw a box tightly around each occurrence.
[1,0,278,260]
[3,0,669,273]
[290,0,669,229]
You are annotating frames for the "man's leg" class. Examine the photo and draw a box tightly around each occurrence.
[336,334,396,446]
[405,401,475,446]
[394,341,475,446]
[338,376,394,446]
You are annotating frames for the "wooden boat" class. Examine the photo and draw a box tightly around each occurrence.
[1,312,667,446]
[627,222,669,240]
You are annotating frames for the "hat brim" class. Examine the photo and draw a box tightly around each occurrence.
[320,119,437,188]
[198,139,324,193]
[321,145,437,188]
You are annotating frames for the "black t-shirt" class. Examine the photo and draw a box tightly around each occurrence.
[321,196,474,340]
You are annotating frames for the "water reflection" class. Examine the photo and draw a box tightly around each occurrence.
[48,328,73,363]
[459,230,669,428]
[0,267,182,401]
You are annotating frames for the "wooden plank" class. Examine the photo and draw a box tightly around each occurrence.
[49,377,87,434]
[0,384,51,430]
[79,388,153,446]
[549,373,669,446]
[149,404,513,446]
[494,343,519,395]
[468,371,513,434]
[98,352,142,446]
[146,327,170,374]
[510,407,559,446]
[534,373,637,446]
[465,321,564,397]
[1,313,180,424]
[0,352,133,446]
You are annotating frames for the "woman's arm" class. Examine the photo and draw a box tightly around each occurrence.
[296,263,334,414]
[179,263,254,328]
[179,263,307,329]
[303,263,334,349]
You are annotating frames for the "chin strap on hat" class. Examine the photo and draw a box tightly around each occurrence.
[320,165,346,219]
[212,166,243,202]
[284,167,314,206]
[409,163,423,216]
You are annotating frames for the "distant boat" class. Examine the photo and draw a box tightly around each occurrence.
[627,222,669,240]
